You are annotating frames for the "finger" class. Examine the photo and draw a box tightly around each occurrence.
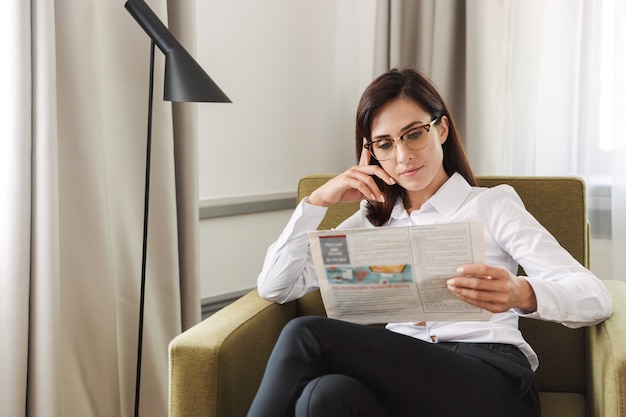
[359,138,371,166]
[344,171,386,202]
[448,284,510,312]
[447,266,516,311]
[457,296,510,313]
[358,139,396,186]
[456,264,489,276]
[455,264,501,279]
[316,167,384,204]
[447,276,493,297]
[358,164,397,186]
[349,167,399,198]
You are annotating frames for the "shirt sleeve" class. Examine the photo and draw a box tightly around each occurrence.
[256,197,328,303]
[256,198,364,303]
[479,185,613,327]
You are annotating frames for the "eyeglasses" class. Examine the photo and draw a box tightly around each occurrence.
[364,118,439,161]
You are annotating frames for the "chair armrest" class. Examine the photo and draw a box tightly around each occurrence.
[169,290,297,417]
[586,280,626,417]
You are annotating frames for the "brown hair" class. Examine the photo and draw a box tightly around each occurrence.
[355,68,476,226]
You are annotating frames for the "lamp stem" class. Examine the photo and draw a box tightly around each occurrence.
[134,40,156,417]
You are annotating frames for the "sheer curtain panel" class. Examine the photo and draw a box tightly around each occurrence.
[607,0,626,281]
[0,0,200,416]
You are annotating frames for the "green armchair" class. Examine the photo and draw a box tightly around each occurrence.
[169,175,626,417]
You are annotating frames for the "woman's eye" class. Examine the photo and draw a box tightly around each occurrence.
[405,129,423,141]
[376,140,393,150]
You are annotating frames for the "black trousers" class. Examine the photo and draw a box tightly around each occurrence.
[247,316,540,417]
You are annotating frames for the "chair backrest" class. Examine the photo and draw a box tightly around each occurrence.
[296,174,589,393]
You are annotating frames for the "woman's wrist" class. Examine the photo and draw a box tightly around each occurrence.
[307,190,331,207]
[517,277,538,314]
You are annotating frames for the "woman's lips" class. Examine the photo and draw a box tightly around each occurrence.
[400,166,421,176]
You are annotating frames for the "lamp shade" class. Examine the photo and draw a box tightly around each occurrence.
[124,0,231,103]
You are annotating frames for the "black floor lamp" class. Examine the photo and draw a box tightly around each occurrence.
[124,1,231,416]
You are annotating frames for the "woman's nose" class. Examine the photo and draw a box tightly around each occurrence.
[395,140,414,162]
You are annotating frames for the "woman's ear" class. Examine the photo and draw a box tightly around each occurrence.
[438,115,450,144]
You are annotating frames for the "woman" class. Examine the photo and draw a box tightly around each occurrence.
[248,68,612,417]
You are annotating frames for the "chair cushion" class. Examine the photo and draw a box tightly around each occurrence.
[540,392,587,417]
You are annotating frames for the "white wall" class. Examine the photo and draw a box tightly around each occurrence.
[195,0,378,298]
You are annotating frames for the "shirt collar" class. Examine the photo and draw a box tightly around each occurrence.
[389,173,472,221]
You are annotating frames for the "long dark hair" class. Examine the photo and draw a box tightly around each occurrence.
[355,68,476,226]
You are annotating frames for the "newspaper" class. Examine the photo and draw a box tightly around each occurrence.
[308,222,492,324]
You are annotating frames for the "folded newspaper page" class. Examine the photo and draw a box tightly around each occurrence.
[308,222,492,324]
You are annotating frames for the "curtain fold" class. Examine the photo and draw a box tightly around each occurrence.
[167,0,202,332]
[29,0,63,412]
[1,1,35,415]
[378,0,468,146]
[2,0,200,415]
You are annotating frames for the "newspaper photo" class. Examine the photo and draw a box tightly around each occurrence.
[308,222,492,324]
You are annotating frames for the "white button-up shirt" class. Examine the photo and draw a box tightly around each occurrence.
[257,173,612,370]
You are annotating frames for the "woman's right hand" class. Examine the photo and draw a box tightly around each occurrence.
[307,140,396,207]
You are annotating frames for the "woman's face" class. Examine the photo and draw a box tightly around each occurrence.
[369,97,450,209]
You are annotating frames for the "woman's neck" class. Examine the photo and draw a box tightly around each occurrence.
[403,171,449,213]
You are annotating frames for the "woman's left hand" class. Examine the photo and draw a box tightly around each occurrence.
[446,264,537,314]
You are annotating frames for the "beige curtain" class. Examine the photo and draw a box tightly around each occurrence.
[167,0,201,336]
[374,0,468,146]
[1,0,200,416]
